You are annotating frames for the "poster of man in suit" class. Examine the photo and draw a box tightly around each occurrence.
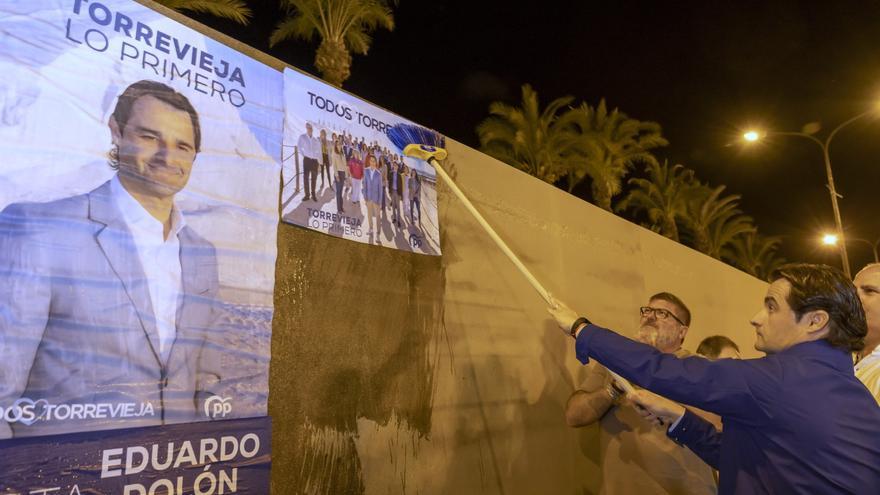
[0,0,282,438]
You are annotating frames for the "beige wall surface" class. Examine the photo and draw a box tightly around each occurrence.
[136,3,769,492]
[270,138,768,494]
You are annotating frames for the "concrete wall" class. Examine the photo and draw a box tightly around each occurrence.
[143,3,769,493]
[269,139,767,494]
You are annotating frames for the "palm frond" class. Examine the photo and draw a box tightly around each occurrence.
[724,232,786,280]
[269,15,318,46]
[682,184,756,257]
[616,160,695,241]
[476,84,578,184]
[156,0,252,25]
[567,100,667,209]
[271,0,397,85]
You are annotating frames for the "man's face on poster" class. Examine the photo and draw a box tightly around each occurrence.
[111,95,197,199]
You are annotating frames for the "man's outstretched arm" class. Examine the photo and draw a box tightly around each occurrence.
[549,300,778,425]
[629,389,722,469]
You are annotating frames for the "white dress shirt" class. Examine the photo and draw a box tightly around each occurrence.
[297,132,321,160]
[110,176,184,364]
[856,344,880,405]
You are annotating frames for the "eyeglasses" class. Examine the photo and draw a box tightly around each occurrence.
[639,306,686,326]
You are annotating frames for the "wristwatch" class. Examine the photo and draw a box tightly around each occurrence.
[570,316,591,338]
[606,381,624,403]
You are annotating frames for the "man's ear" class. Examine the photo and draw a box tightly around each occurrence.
[109,116,121,144]
[804,309,831,337]
[679,325,689,344]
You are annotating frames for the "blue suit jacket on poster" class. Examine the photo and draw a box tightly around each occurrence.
[0,180,222,438]
[575,325,880,494]
[363,167,383,204]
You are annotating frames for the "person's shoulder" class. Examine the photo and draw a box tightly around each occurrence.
[0,192,94,255]
[726,353,787,386]
[1,191,90,222]
[674,348,694,358]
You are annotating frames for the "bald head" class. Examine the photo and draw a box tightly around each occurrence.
[856,263,880,279]
[855,264,880,349]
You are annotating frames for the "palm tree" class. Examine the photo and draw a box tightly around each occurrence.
[476,84,579,184]
[270,0,397,87]
[615,160,696,242]
[725,231,786,280]
[155,0,252,25]
[567,100,667,211]
[683,184,756,258]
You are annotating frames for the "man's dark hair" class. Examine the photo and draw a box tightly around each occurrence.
[771,263,866,352]
[110,80,201,169]
[697,335,740,359]
[649,292,691,326]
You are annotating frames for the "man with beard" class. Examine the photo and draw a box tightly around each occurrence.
[555,264,880,493]
[564,292,716,495]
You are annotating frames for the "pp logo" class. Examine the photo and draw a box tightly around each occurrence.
[409,234,422,248]
[204,396,232,419]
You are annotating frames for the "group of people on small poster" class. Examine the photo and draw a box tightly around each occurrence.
[297,123,425,235]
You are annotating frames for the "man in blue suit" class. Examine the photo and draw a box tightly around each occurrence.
[550,263,880,494]
[0,80,222,438]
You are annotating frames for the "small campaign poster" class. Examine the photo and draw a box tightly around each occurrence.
[0,0,282,439]
[282,67,442,255]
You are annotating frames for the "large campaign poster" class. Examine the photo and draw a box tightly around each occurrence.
[282,67,442,255]
[0,0,281,451]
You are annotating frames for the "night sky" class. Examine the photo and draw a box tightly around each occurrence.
[192,0,880,273]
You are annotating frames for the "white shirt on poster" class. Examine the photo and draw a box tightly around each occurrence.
[856,344,880,405]
[111,175,184,363]
[297,132,321,160]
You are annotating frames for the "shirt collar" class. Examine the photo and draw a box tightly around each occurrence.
[856,343,880,364]
[110,174,185,240]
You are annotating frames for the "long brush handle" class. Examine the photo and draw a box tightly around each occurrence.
[429,157,554,306]
[427,152,634,396]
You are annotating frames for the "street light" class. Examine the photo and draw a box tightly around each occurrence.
[743,108,878,278]
[822,233,839,246]
[743,130,760,142]
[821,232,879,264]
[851,238,880,264]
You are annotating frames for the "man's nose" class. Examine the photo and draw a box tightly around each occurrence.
[749,312,761,328]
[152,142,171,162]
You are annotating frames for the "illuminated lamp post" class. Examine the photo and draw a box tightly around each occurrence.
[743,109,877,278]
[823,232,880,264]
